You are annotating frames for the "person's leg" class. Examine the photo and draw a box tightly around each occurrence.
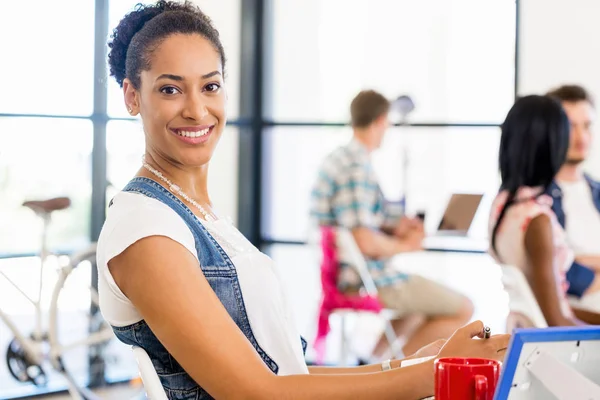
[378,275,474,356]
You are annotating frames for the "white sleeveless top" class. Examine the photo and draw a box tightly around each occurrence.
[96,191,308,375]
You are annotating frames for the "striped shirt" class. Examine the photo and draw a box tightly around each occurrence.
[310,139,408,289]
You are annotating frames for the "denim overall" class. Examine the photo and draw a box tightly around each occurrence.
[110,177,306,399]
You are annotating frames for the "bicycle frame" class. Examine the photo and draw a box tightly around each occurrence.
[0,237,113,400]
[0,213,53,364]
[0,215,112,366]
[48,244,114,363]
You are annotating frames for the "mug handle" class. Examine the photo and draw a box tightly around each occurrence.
[474,375,488,400]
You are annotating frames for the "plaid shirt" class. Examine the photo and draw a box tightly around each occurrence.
[310,139,408,289]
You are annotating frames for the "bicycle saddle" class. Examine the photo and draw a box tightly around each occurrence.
[22,197,71,214]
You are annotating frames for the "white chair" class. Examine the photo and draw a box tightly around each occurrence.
[500,264,548,329]
[334,229,403,363]
[132,346,168,400]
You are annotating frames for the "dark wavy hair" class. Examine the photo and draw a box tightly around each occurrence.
[107,0,226,89]
[546,84,594,107]
[491,95,570,253]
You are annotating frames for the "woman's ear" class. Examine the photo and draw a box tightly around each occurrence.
[123,78,140,116]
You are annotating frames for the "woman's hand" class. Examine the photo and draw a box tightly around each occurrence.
[437,321,510,362]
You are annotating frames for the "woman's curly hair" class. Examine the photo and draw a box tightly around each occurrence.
[107,0,226,88]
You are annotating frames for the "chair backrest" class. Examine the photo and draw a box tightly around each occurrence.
[319,225,341,294]
[314,226,385,363]
[317,226,382,310]
[500,264,548,328]
[131,346,168,400]
[334,228,380,297]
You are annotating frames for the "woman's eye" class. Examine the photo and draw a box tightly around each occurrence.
[160,86,180,95]
[205,83,221,92]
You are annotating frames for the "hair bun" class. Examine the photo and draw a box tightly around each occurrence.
[108,1,180,87]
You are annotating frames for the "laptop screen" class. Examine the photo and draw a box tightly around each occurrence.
[437,193,484,232]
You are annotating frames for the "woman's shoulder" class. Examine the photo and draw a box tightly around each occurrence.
[492,188,553,218]
[97,191,197,263]
[104,191,184,227]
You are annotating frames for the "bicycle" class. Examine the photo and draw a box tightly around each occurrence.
[0,197,115,400]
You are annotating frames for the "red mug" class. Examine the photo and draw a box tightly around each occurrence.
[434,357,501,400]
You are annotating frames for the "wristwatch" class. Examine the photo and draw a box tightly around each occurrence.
[381,359,392,371]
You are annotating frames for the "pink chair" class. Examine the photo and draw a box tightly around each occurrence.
[313,226,399,365]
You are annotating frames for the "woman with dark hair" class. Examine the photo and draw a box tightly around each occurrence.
[489,95,600,327]
[96,1,509,398]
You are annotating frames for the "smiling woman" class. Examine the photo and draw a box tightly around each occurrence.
[96,1,509,399]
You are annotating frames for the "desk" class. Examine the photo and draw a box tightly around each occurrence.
[423,236,489,254]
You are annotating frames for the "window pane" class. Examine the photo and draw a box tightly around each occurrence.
[0,118,93,255]
[106,120,146,195]
[106,0,241,119]
[268,0,515,123]
[0,1,94,116]
[261,126,500,242]
[107,121,240,222]
[207,126,240,222]
[261,127,352,241]
[373,126,501,239]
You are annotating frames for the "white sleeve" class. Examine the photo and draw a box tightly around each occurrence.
[102,205,198,267]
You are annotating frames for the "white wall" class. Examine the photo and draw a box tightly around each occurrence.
[192,0,241,223]
[519,0,600,178]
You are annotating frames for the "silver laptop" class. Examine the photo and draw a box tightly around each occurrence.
[433,193,484,237]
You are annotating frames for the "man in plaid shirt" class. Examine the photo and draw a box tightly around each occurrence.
[310,90,473,360]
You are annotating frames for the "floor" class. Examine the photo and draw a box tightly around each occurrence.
[38,384,144,400]
[0,244,508,399]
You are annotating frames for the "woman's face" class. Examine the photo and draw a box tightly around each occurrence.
[125,33,227,167]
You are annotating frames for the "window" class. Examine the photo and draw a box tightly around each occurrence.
[261,127,352,240]
[106,119,145,193]
[372,127,501,239]
[261,0,515,245]
[0,118,93,255]
[0,1,245,397]
[267,0,515,123]
[261,126,500,242]
[0,1,95,116]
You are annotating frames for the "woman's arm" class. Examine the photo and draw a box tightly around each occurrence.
[523,214,585,326]
[575,255,600,272]
[308,359,404,375]
[277,323,507,398]
[572,307,600,325]
[110,236,507,399]
[309,339,445,375]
